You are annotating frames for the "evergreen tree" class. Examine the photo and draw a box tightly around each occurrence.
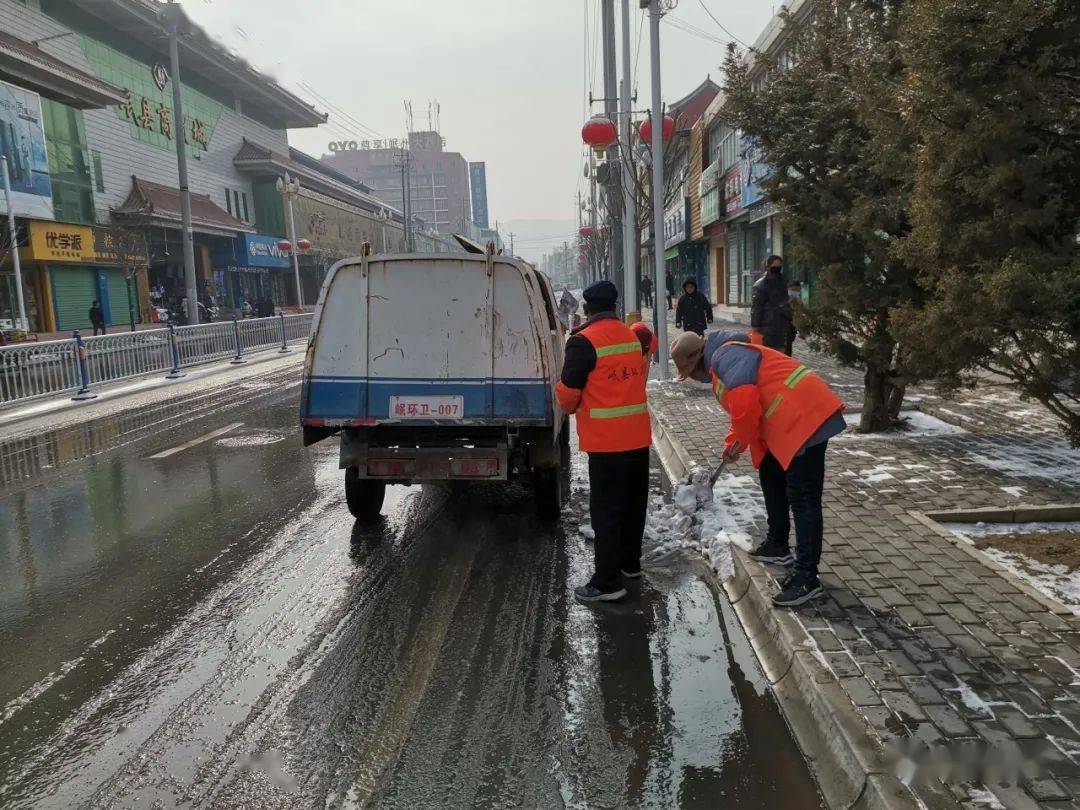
[894,0,1080,443]
[722,0,922,432]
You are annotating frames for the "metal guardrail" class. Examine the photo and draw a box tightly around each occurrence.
[0,313,312,408]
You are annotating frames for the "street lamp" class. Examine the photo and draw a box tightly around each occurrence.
[376,208,391,253]
[276,172,303,307]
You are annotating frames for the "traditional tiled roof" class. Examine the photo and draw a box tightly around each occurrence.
[114,175,255,235]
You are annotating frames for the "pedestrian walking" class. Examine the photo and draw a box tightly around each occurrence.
[751,255,794,355]
[639,275,654,308]
[674,278,714,336]
[664,270,674,310]
[558,288,578,328]
[670,329,846,607]
[88,300,106,336]
[556,280,656,604]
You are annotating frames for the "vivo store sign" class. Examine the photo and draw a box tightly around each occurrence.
[240,234,290,268]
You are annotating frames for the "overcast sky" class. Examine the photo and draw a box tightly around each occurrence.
[182,0,777,256]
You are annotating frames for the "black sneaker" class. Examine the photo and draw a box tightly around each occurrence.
[575,584,627,603]
[772,578,823,607]
[776,571,795,590]
[621,568,643,579]
[748,541,794,565]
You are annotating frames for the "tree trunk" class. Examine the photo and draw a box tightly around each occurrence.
[859,363,906,432]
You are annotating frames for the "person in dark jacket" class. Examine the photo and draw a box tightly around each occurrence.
[89,300,106,336]
[674,279,713,336]
[664,270,674,310]
[751,255,793,354]
[639,275,653,308]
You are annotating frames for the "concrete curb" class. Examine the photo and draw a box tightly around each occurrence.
[650,410,922,810]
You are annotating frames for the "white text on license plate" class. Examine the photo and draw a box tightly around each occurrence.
[389,395,464,419]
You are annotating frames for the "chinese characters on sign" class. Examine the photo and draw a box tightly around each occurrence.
[26,222,148,264]
[327,138,406,152]
[119,90,210,150]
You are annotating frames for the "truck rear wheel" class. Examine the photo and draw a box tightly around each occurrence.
[345,467,386,521]
[534,468,561,520]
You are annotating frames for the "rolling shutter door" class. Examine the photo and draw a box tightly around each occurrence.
[50,266,97,331]
[105,269,131,325]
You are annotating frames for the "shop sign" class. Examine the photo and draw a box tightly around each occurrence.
[700,160,722,226]
[0,80,54,219]
[238,233,290,268]
[80,38,222,154]
[724,166,743,215]
[740,136,772,209]
[23,221,147,264]
[663,197,689,250]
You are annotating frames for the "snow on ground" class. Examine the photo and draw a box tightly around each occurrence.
[966,788,1006,809]
[837,411,968,439]
[965,440,1080,482]
[943,522,1080,614]
[641,471,765,580]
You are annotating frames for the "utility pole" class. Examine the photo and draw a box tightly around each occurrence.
[588,150,599,282]
[508,232,515,256]
[601,0,624,316]
[1,156,27,331]
[395,148,412,251]
[164,1,199,324]
[620,0,638,323]
[646,0,669,378]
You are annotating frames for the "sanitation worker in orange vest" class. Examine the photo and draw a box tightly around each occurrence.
[556,280,655,603]
[671,330,846,607]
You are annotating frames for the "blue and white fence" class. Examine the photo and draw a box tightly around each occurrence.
[0,313,312,408]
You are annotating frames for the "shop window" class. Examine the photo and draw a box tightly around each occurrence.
[92,150,105,193]
[241,192,249,222]
[233,190,241,220]
[40,99,95,224]
[225,188,232,216]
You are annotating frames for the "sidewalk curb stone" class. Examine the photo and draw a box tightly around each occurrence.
[652,414,925,810]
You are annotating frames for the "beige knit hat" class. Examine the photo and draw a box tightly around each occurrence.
[671,332,706,381]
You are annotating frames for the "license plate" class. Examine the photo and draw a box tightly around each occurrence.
[389,395,464,419]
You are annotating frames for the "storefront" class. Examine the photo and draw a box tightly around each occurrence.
[17,219,148,332]
[211,233,292,314]
[699,160,726,305]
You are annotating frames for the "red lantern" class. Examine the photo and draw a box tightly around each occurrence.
[638,115,676,146]
[581,115,617,157]
[296,238,312,252]
[277,240,292,252]
[579,226,594,238]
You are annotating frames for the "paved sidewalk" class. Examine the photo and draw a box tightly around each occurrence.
[648,319,1080,808]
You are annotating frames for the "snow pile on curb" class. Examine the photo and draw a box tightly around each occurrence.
[642,471,765,579]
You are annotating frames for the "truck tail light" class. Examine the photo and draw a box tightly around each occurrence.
[368,458,416,477]
[449,457,500,477]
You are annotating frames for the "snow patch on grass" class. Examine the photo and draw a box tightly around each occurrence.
[838,410,967,439]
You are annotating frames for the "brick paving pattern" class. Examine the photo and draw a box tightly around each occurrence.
[647,315,1080,808]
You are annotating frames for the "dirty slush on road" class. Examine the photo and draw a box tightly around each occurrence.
[0,376,820,808]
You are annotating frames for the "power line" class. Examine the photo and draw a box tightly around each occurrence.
[693,0,753,49]
[299,81,388,140]
[662,16,729,46]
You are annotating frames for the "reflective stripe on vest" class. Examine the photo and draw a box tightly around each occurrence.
[785,365,811,388]
[595,341,642,358]
[590,402,648,419]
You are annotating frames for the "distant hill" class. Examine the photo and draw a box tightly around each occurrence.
[501,219,577,263]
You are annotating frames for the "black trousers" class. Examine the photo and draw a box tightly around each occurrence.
[588,448,650,591]
[758,441,828,582]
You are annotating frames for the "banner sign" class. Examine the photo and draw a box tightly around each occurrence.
[23,221,147,264]
[0,80,54,219]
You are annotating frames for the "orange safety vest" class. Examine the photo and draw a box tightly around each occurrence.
[575,317,652,453]
[711,342,843,469]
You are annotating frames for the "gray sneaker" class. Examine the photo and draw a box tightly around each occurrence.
[575,584,627,603]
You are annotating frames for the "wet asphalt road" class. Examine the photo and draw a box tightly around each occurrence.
[0,367,822,808]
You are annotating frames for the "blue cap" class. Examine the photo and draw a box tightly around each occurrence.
[583,280,618,309]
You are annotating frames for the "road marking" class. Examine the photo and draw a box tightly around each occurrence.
[148,422,244,459]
